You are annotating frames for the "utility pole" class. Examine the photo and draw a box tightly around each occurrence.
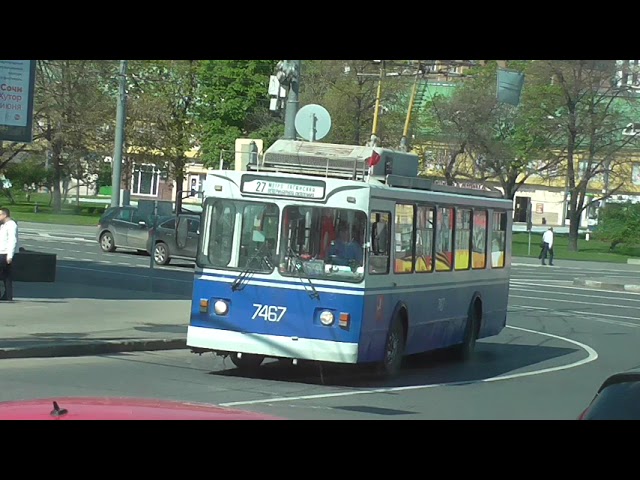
[399,70,421,151]
[111,60,128,208]
[369,62,385,147]
[281,60,301,140]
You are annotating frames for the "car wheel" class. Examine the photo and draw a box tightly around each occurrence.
[153,242,170,265]
[100,232,116,252]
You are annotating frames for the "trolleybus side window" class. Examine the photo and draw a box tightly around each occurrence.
[472,210,488,269]
[491,211,507,269]
[369,211,390,275]
[415,205,435,273]
[394,204,415,274]
[455,208,472,271]
[435,207,454,272]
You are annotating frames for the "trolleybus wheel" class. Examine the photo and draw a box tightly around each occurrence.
[378,314,405,377]
[230,353,265,373]
[453,300,481,361]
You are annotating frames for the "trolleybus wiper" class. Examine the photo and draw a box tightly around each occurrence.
[230,243,272,292]
[288,247,320,300]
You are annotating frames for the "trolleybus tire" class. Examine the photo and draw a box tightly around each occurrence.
[230,353,265,372]
[452,299,481,361]
[378,314,406,377]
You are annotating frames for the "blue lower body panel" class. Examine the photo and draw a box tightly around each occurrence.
[188,275,364,364]
[188,274,509,365]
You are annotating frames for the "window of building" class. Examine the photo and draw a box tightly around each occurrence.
[132,164,161,196]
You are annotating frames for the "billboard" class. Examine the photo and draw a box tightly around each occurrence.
[0,60,36,143]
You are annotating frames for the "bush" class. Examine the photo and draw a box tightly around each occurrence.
[598,203,640,250]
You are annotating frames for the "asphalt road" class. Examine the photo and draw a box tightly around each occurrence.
[18,232,195,297]
[3,240,640,419]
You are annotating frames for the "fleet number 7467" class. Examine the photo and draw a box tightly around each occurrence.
[252,304,287,322]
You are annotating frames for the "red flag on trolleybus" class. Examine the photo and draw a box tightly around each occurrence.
[367,150,381,168]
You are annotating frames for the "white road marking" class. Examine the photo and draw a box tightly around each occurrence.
[219,325,598,407]
[509,280,640,296]
[509,287,640,304]
[509,304,640,327]
[510,294,638,309]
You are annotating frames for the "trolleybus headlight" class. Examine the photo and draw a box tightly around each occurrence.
[214,300,229,316]
[319,310,334,326]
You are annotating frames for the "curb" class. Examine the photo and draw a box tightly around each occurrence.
[573,278,640,293]
[0,338,187,360]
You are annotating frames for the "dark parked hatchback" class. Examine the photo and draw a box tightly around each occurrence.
[147,214,200,265]
[97,207,200,265]
[578,369,640,420]
[97,206,151,254]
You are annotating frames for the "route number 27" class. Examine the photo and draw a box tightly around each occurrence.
[252,304,287,322]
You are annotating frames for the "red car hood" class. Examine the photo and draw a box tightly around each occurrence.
[0,397,280,420]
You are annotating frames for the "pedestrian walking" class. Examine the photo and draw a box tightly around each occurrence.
[0,207,18,301]
[538,226,554,266]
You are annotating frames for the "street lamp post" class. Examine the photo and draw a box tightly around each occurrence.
[111,60,128,208]
[277,60,301,140]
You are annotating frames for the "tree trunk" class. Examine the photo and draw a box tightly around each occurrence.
[174,169,184,214]
[568,217,579,251]
[51,143,63,213]
[567,195,580,251]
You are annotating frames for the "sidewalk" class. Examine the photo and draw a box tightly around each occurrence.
[0,282,191,359]
[511,255,640,272]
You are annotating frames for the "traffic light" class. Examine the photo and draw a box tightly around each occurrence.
[276,60,299,87]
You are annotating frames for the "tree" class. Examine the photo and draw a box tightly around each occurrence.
[126,60,201,213]
[300,60,407,147]
[196,60,283,168]
[34,60,116,212]
[526,60,639,251]
[417,61,560,198]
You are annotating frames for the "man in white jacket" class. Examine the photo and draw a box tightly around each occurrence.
[0,207,18,300]
[541,227,554,266]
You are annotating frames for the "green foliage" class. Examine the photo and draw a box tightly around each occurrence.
[196,60,283,167]
[5,155,54,191]
[597,203,640,249]
[126,60,201,178]
[300,60,408,147]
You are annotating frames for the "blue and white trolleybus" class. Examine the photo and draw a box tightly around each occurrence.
[187,139,513,376]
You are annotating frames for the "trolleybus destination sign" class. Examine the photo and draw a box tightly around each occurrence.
[241,176,325,199]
